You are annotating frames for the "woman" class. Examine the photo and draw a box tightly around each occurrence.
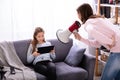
[73,3,120,80]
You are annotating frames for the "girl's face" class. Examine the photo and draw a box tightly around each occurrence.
[35,32,44,43]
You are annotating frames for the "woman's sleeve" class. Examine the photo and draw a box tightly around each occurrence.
[80,37,101,48]
[27,44,35,63]
[85,24,115,45]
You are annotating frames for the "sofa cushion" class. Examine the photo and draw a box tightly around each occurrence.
[64,45,86,66]
[55,62,88,80]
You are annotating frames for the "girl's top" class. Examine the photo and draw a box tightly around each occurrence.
[81,18,120,52]
[27,41,56,65]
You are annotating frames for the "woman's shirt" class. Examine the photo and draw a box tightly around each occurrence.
[81,18,120,52]
[27,41,56,65]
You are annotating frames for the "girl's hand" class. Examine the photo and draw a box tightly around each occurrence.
[33,51,40,57]
[50,50,55,54]
[73,32,81,40]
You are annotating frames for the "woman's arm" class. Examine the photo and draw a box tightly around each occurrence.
[73,32,101,48]
[86,24,115,46]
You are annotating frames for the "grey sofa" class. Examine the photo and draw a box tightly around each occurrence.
[13,38,95,80]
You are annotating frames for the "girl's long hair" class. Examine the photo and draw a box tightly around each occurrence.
[77,3,104,24]
[31,27,45,52]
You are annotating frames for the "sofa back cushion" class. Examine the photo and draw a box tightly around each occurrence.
[13,39,31,65]
[48,39,73,62]
[13,39,73,65]
[65,44,86,67]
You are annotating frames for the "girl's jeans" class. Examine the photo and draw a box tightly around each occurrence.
[101,52,120,80]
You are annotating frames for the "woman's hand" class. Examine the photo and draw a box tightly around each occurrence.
[108,35,116,49]
[33,51,40,57]
[73,32,81,40]
[111,35,115,46]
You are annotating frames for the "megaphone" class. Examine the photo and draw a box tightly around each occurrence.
[56,21,81,43]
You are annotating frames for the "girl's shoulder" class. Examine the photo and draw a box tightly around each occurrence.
[29,43,33,47]
[28,43,33,49]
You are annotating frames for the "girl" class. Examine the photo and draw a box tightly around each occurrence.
[27,27,56,80]
[73,3,120,80]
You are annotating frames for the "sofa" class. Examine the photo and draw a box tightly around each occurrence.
[12,38,95,80]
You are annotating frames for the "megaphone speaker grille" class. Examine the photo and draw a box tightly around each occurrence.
[56,29,71,43]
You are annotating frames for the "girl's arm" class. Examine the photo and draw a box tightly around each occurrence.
[27,44,35,63]
[47,42,56,60]
[50,50,56,60]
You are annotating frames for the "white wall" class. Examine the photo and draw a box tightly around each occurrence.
[0,0,13,41]
[0,0,97,41]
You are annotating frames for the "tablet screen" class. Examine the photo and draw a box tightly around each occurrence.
[37,45,54,54]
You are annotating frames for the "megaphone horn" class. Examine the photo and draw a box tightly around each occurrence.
[56,21,81,43]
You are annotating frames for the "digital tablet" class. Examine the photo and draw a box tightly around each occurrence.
[37,45,54,54]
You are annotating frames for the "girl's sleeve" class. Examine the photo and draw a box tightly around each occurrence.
[27,44,35,63]
[50,52,56,60]
[48,42,56,60]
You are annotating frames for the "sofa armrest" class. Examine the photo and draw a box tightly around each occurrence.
[80,53,96,80]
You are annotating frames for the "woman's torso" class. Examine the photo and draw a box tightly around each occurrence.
[84,18,120,52]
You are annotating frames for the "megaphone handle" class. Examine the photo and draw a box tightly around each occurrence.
[73,29,78,33]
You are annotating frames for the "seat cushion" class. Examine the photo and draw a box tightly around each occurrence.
[65,44,86,66]
[55,62,88,80]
